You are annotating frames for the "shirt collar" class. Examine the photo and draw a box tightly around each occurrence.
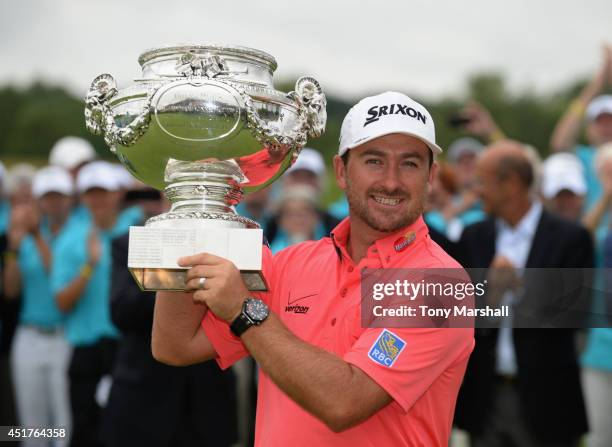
[496,201,543,238]
[330,215,429,267]
[330,217,351,260]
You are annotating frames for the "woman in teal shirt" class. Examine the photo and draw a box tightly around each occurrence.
[4,166,75,443]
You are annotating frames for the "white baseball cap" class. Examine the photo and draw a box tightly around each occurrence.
[277,184,320,208]
[286,148,326,177]
[5,163,36,195]
[32,166,74,198]
[339,91,442,156]
[541,153,586,199]
[448,137,484,162]
[76,161,121,193]
[49,136,97,170]
[113,164,136,189]
[586,95,612,122]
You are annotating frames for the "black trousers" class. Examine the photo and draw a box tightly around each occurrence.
[68,338,117,447]
[471,378,580,447]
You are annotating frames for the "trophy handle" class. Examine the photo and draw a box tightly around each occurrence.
[291,76,327,139]
[244,76,327,151]
[84,74,154,153]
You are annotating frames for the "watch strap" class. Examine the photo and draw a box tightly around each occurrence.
[230,311,253,337]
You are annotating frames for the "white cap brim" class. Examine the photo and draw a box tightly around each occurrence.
[542,181,587,199]
[76,161,121,193]
[339,130,443,156]
[587,95,612,122]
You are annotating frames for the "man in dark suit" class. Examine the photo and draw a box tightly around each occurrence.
[100,191,238,447]
[454,141,593,446]
[0,233,20,442]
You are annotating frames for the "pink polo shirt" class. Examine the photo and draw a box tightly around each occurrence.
[201,216,474,446]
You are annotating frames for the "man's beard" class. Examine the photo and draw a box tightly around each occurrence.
[345,178,425,233]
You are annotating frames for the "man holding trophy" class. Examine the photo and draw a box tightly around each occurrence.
[87,45,473,446]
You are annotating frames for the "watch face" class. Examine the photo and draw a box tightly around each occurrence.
[245,298,269,322]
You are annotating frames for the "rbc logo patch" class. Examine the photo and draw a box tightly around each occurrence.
[368,330,406,367]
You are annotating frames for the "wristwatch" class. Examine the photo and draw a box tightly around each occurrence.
[230,298,270,337]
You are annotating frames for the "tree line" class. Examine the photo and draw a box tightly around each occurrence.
[0,74,592,163]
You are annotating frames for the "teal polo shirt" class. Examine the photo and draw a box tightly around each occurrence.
[72,203,143,228]
[575,144,601,211]
[0,200,9,236]
[51,210,140,346]
[17,218,72,329]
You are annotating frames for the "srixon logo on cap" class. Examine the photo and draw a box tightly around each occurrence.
[364,104,427,127]
[394,231,416,252]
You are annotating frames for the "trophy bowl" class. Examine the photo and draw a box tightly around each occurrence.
[85,44,327,291]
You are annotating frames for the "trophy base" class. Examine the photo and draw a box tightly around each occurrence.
[127,225,267,292]
[129,267,268,292]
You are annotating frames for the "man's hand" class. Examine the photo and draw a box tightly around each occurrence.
[486,255,521,306]
[461,101,504,142]
[7,212,28,251]
[583,44,612,101]
[8,203,39,250]
[446,188,479,218]
[179,253,249,323]
[87,230,102,266]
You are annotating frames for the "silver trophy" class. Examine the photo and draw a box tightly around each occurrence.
[85,45,326,291]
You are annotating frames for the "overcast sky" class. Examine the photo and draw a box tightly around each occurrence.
[1,0,611,102]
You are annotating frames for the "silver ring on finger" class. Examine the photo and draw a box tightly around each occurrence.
[198,277,206,290]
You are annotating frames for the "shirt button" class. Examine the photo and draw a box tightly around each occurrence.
[340,288,347,297]
[331,318,337,326]
[348,266,354,273]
